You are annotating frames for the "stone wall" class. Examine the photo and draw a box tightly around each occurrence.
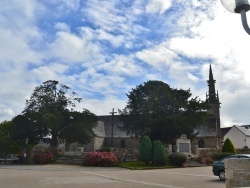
[225,158,250,188]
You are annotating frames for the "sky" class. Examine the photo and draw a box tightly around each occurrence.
[1,0,250,128]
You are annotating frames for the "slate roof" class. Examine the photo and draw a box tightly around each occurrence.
[221,127,231,138]
[195,124,217,137]
[235,125,250,136]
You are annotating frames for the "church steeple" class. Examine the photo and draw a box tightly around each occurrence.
[206,64,219,104]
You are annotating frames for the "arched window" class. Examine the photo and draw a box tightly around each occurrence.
[120,139,125,148]
[198,139,205,148]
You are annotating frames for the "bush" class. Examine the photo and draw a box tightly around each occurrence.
[152,140,167,165]
[222,138,236,154]
[112,148,138,162]
[212,153,234,160]
[169,152,187,166]
[139,136,152,164]
[85,152,118,167]
[32,151,55,164]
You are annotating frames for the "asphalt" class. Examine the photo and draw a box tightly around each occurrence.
[0,164,226,188]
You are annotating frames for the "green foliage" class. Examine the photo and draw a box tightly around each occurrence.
[222,138,236,154]
[119,80,209,144]
[152,140,167,165]
[11,80,97,150]
[0,121,23,160]
[139,136,152,164]
[212,153,234,160]
[169,152,187,166]
[118,160,175,170]
[85,152,118,167]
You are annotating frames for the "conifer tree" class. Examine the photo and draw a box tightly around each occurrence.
[152,140,167,165]
[222,138,236,154]
[139,136,152,164]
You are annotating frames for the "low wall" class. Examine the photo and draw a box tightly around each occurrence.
[225,158,250,188]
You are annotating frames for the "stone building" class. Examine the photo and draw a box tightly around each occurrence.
[70,115,139,152]
[193,65,221,148]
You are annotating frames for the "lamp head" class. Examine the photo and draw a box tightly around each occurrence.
[220,0,250,13]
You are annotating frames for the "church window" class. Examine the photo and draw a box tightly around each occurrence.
[120,139,125,148]
[198,139,205,148]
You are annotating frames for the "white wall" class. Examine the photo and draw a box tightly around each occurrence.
[224,126,246,149]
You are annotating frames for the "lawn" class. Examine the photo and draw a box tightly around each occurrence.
[118,160,177,170]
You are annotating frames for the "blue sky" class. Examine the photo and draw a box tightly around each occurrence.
[1,0,250,127]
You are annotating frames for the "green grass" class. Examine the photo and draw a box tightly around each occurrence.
[118,160,177,170]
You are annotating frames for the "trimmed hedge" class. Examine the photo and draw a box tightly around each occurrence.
[152,140,167,165]
[222,138,236,154]
[139,136,152,164]
[84,152,118,167]
[169,152,187,166]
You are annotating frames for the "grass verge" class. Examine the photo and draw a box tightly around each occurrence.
[118,160,177,170]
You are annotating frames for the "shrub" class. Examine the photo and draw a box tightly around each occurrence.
[169,152,187,166]
[112,148,138,162]
[152,140,167,165]
[222,138,236,154]
[32,151,55,164]
[139,136,152,164]
[85,152,118,167]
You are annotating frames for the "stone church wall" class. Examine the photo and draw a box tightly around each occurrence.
[193,137,219,149]
[104,137,139,149]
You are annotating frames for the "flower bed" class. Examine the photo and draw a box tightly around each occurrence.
[85,152,118,167]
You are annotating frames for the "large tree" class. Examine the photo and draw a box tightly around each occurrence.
[0,121,23,162]
[12,80,97,150]
[119,80,209,144]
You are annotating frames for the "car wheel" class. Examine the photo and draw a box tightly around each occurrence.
[219,170,225,181]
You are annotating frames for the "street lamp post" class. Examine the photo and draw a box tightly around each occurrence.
[220,0,250,35]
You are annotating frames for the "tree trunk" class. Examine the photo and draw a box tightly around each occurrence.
[50,128,58,151]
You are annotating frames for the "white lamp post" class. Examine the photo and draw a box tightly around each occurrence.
[220,0,250,34]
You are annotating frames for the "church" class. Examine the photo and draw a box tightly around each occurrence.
[66,65,221,152]
[192,65,221,148]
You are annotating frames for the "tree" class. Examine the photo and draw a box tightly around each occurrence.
[119,80,209,144]
[12,80,97,150]
[222,138,236,154]
[152,140,167,165]
[138,135,152,164]
[0,121,23,163]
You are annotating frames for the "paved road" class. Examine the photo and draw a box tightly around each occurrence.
[0,164,225,188]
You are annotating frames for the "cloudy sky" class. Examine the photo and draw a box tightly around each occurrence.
[1,0,250,127]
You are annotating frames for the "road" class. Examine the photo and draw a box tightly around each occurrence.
[0,164,225,188]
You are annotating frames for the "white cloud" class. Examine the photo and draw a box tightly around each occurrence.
[146,0,172,14]
[47,30,104,64]
[98,55,144,77]
[55,22,71,32]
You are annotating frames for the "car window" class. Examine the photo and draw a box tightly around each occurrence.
[239,156,250,159]
[221,156,238,163]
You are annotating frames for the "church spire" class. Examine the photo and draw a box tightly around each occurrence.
[207,64,218,104]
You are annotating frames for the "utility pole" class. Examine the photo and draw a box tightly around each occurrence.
[109,108,117,147]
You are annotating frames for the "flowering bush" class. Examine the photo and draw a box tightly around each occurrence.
[32,151,55,164]
[112,148,138,162]
[85,152,118,167]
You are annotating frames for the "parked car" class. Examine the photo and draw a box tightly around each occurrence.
[212,154,250,181]
[0,155,20,163]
